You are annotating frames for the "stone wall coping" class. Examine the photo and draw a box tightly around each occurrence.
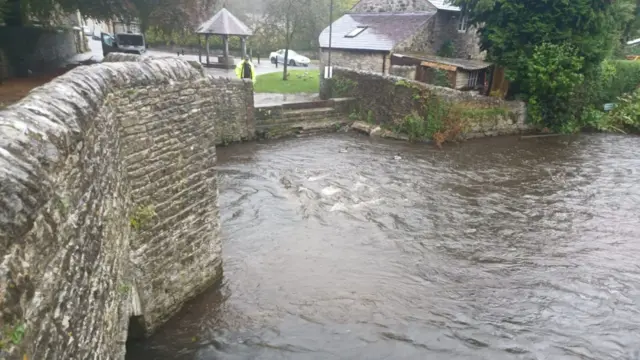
[0,58,207,248]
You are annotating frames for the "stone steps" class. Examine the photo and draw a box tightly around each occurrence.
[254,101,356,140]
[256,118,349,139]
[258,107,337,125]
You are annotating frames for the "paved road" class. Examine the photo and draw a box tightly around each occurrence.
[73,38,318,79]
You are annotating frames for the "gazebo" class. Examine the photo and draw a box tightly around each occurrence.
[196,8,253,69]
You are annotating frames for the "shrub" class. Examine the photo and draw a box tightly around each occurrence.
[606,88,640,133]
[523,42,585,131]
[602,60,640,102]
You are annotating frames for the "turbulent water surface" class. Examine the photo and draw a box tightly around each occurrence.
[127,133,640,360]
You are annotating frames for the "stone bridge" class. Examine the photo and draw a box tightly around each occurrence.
[0,58,248,359]
[0,55,528,359]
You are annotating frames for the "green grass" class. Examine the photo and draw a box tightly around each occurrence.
[255,69,319,93]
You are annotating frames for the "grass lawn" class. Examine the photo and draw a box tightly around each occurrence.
[255,69,319,93]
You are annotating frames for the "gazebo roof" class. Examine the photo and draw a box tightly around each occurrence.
[196,8,252,36]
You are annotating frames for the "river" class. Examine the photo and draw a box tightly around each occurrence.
[126,133,640,360]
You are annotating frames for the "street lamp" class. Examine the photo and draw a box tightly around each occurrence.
[328,0,333,74]
[324,0,334,98]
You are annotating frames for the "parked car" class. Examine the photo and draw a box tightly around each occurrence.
[269,49,310,67]
[100,32,147,56]
[82,26,92,36]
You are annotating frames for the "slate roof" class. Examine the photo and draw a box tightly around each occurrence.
[318,12,436,51]
[427,0,460,11]
[196,8,252,36]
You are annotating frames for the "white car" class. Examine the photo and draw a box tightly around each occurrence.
[269,49,310,67]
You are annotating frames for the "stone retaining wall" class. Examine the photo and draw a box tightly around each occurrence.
[323,66,530,139]
[0,58,249,359]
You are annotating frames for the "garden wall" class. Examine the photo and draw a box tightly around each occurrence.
[323,67,530,139]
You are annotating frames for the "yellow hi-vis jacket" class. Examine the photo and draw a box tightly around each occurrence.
[235,60,256,83]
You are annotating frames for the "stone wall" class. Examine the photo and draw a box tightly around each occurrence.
[389,65,417,80]
[0,58,251,359]
[326,67,529,138]
[105,53,255,145]
[319,48,388,74]
[397,12,484,60]
[351,0,436,12]
[0,26,80,77]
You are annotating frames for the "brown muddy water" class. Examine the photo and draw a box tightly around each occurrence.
[127,133,640,360]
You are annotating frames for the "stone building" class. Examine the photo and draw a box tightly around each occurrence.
[318,0,485,76]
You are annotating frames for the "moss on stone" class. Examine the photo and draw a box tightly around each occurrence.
[0,322,26,350]
[129,205,156,231]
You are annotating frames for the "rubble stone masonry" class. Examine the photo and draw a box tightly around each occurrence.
[0,58,252,359]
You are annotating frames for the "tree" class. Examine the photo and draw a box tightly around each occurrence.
[263,0,314,80]
[263,0,355,80]
[3,0,133,25]
[451,0,622,130]
[131,0,219,34]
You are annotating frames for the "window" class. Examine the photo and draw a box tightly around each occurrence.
[468,70,480,88]
[458,16,468,32]
[102,33,114,46]
[345,26,367,38]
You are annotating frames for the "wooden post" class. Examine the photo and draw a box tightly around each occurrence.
[205,34,210,65]
[241,37,247,58]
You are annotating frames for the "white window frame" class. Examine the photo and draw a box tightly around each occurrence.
[345,26,367,38]
[458,16,468,33]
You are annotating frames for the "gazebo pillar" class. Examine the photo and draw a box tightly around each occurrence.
[241,36,247,58]
[223,35,230,63]
[205,34,210,65]
[196,8,252,69]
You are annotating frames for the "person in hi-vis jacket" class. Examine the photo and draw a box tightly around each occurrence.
[235,55,256,83]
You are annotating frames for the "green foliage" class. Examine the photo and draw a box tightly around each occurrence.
[606,88,640,133]
[457,106,510,119]
[437,40,455,58]
[331,77,357,97]
[452,0,630,132]
[602,60,640,102]
[0,322,25,349]
[454,0,619,72]
[130,205,156,231]
[578,88,640,134]
[432,69,451,88]
[396,111,445,141]
[119,283,131,294]
[392,88,453,142]
[144,26,245,49]
[259,0,355,53]
[524,43,585,130]
[349,109,376,124]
